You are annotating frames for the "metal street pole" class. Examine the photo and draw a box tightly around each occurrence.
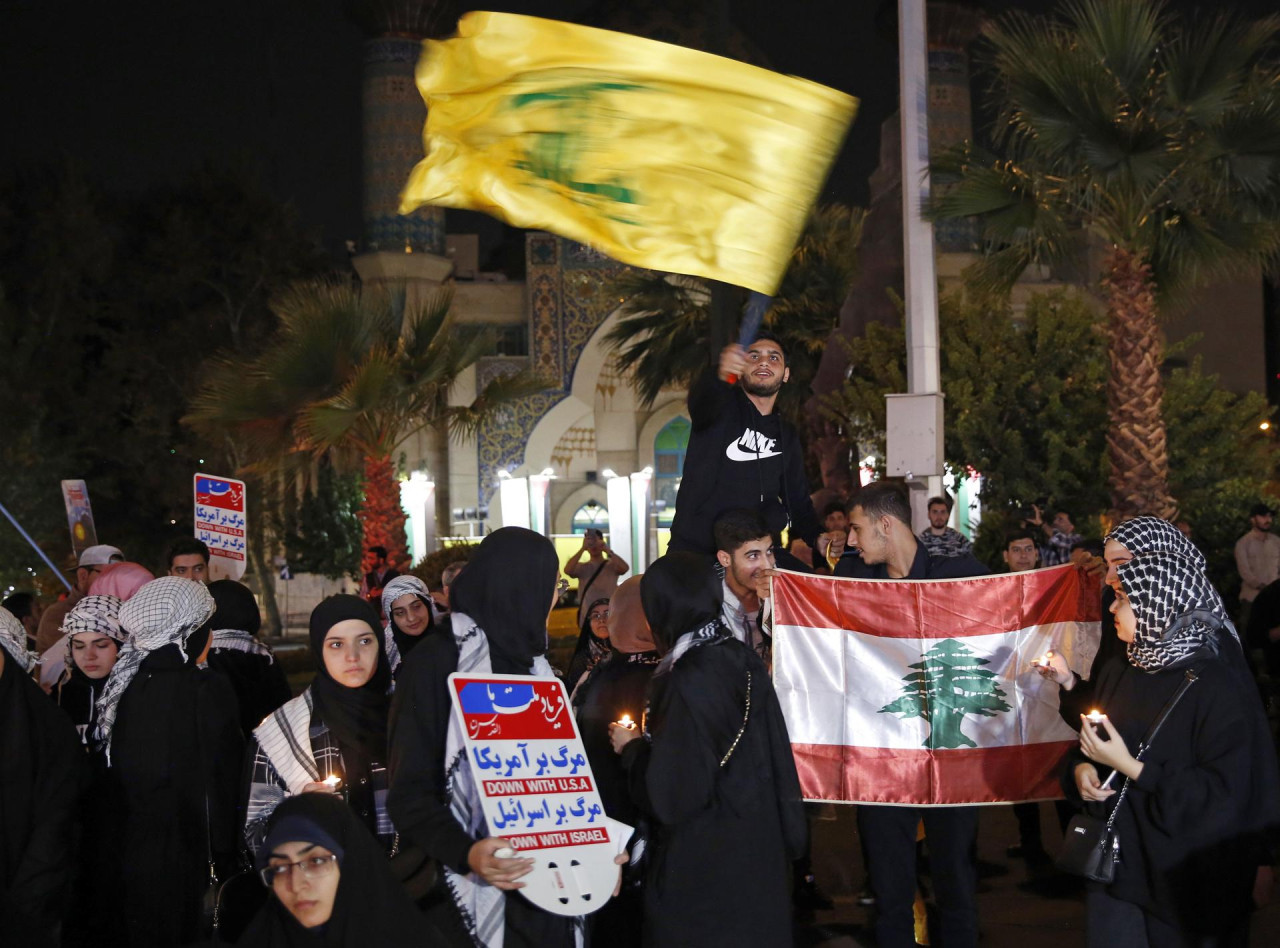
[887,0,946,531]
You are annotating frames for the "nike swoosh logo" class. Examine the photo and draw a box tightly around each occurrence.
[726,442,782,462]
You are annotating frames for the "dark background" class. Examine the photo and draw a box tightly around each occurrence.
[6,0,1270,261]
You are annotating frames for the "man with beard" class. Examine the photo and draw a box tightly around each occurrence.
[668,333,825,558]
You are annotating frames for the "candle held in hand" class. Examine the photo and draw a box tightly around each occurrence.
[323,774,342,790]
[616,713,636,730]
[1086,710,1105,725]
[1034,650,1054,667]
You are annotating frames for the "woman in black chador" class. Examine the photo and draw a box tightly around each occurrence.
[567,596,613,694]
[0,608,85,948]
[388,527,602,948]
[94,577,244,947]
[610,552,806,948]
[238,792,441,947]
[206,579,292,739]
[1065,517,1280,946]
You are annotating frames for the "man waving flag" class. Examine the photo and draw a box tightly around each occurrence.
[772,564,1102,806]
[399,11,857,296]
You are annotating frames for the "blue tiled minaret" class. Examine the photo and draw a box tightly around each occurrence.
[346,1,449,254]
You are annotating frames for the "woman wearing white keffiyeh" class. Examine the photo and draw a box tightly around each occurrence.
[53,594,125,745]
[92,576,246,947]
[93,577,217,757]
[388,528,608,948]
[381,573,436,677]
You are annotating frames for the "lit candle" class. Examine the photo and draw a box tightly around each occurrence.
[1034,650,1054,668]
[1086,709,1105,725]
[616,713,636,730]
[323,774,343,790]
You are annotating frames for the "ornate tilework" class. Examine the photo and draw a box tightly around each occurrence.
[475,234,629,503]
[361,36,444,254]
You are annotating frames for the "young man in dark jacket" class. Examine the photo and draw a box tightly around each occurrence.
[668,333,823,558]
[835,482,988,948]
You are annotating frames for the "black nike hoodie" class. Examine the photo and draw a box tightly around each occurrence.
[668,367,821,555]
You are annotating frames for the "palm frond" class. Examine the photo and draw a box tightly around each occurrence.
[446,368,553,441]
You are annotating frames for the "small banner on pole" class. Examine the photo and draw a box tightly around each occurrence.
[194,473,247,581]
[60,480,98,555]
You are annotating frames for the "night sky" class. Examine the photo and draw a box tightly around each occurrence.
[3,0,1274,259]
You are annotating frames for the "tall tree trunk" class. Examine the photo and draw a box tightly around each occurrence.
[1103,247,1177,522]
[425,418,452,544]
[359,455,408,564]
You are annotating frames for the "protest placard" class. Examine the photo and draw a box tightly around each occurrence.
[448,673,631,916]
[193,473,247,581]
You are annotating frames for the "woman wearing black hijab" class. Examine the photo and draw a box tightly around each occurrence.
[388,526,585,948]
[245,596,397,856]
[208,579,293,739]
[0,609,86,948]
[95,577,244,947]
[239,792,441,947]
[610,552,807,948]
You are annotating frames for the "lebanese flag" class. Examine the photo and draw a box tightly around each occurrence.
[771,564,1102,806]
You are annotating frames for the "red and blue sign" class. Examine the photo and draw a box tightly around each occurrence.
[193,472,247,580]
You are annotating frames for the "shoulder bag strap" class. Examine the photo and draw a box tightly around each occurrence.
[1104,667,1200,831]
[719,670,752,768]
[581,557,611,602]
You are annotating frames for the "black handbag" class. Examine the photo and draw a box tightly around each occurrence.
[1056,666,1199,882]
[200,794,268,943]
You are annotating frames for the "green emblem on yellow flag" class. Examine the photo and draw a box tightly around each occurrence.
[399,12,857,295]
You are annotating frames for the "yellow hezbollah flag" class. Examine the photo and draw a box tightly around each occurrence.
[400,11,857,296]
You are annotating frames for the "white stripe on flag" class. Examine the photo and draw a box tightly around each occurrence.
[774,620,1093,751]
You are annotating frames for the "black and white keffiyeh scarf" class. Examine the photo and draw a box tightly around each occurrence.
[380,574,432,674]
[93,577,215,759]
[1107,517,1236,672]
[654,618,730,676]
[210,629,275,662]
[0,605,39,673]
[441,612,583,948]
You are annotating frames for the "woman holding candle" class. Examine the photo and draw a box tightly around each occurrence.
[574,577,659,948]
[244,596,398,859]
[609,552,806,948]
[1063,517,1280,945]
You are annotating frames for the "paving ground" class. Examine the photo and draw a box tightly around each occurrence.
[800,803,1280,946]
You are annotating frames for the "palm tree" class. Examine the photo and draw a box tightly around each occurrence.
[604,204,864,422]
[929,0,1280,520]
[186,279,546,560]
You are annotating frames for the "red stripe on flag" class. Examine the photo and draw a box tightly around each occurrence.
[772,565,1101,639]
[791,741,1074,806]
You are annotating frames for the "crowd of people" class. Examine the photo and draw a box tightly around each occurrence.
[2,332,1279,948]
